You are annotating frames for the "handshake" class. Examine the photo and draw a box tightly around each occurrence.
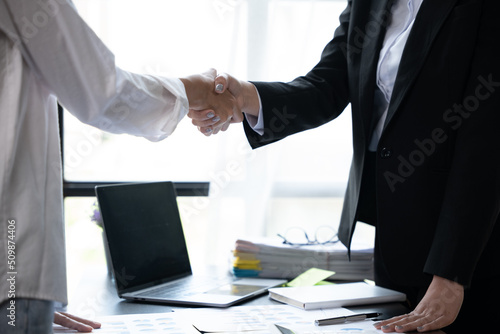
[180,69,260,136]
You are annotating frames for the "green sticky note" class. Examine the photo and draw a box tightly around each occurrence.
[286,268,335,287]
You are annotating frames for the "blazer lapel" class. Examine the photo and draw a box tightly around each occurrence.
[383,0,458,130]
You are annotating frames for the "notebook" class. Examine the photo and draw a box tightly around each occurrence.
[95,181,287,307]
[268,282,407,310]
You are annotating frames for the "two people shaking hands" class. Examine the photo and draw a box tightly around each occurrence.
[182,69,258,136]
[1,0,499,333]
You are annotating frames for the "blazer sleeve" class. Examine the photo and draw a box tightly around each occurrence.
[243,1,352,148]
[424,0,500,286]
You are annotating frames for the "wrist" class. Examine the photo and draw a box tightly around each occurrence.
[240,82,260,118]
[431,275,463,291]
[179,77,195,107]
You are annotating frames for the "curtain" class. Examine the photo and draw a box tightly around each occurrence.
[66,0,355,268]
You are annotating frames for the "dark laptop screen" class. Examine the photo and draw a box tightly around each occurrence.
[96,182,192,293]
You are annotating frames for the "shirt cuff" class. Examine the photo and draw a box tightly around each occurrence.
[143,76,189,142]
[244,89,264,136]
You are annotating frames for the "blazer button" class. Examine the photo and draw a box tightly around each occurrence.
[380,148,392,158]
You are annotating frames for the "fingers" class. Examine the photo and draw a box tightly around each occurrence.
[373,313,407,332]
[374,312,446,333]
[198,126,214,136]
[188,109,222,128]
[415,315,447,332]
[188,88,240,136]
[187,109,215,122]
[54,312,101,332]
[197,118,232,137]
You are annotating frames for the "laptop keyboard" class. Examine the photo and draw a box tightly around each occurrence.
[139,276,234,298]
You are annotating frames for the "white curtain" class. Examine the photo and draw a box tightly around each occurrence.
[66,0,356,268]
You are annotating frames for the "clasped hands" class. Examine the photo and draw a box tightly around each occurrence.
[181,69,260,135]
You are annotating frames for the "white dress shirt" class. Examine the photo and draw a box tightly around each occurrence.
[0,0,188,306]
[369,0,424,151]
[249,0,424,150]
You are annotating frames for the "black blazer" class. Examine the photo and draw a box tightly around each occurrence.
[244,0,500,288]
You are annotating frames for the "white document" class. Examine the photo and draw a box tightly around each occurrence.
[175,305,384,333]
[52,311,199,334]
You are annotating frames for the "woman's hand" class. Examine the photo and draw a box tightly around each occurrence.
[54,312,101,332]
[374,275,464,332]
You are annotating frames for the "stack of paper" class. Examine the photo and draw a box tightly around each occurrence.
[231,237,374,281]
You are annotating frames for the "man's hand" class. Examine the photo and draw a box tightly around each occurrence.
[180,69,242,136]
[187,71,260,136]
[54,312,101,332]
[373,275,464,332]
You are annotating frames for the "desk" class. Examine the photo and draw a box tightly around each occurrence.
[64,265,444,333]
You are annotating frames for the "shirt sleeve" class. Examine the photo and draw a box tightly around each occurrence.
[0,0,188,142]
[244,89,265,136]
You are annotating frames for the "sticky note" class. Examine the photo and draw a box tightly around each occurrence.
[286,268,335,287]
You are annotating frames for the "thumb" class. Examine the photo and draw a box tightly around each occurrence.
[214,73,229,94]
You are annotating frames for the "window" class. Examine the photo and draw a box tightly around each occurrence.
[63,0,373,291]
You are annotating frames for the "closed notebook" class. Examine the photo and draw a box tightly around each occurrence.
[268,282,406,310]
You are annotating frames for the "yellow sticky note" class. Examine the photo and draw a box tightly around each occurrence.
[286,268,335,287]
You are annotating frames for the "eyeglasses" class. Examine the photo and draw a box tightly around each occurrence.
[277,225,339,246]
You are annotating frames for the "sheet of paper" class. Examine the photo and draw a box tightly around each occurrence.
[52,311,199,334]
[176,304,360,333]
[286,268,335,287]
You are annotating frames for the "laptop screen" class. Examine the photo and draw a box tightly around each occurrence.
[96,182,192,293]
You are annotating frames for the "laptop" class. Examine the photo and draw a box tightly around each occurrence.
[95,181,287,307]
